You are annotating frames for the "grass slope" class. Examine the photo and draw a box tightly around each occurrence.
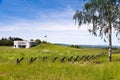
[0,43,120,80]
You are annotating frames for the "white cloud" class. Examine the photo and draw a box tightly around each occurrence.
[0,7,80,31]
[0,5,119,46]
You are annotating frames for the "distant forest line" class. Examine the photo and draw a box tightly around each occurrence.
[0,36,43,46]
[0,37,23,46]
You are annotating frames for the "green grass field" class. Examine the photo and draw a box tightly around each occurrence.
[0,43,120,80]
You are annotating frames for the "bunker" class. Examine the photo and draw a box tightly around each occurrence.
[14,41,36,48]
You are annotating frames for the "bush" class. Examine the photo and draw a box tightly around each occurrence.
[35,39,41,45]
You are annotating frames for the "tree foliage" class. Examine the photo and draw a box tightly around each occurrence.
[35,39,41,45]
[74,0,120,40]
[0,37,23,46]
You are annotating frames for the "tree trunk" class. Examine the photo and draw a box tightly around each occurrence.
[108,21,112,62]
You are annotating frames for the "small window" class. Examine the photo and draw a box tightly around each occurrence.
[18,45,26,48]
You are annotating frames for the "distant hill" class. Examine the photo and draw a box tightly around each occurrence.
[58,43,120,48]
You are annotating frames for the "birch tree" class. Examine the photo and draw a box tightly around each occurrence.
[73,0,120,62]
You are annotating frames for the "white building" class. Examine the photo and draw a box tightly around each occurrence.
[14,41,36,48]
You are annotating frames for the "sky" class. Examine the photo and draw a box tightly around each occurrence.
[0,0,119,45]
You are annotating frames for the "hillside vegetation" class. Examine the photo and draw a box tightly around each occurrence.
[0,43,120,80]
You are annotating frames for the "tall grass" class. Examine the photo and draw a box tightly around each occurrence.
[0,61,120,80]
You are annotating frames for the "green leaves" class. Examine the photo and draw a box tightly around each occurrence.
[74,0,120,38]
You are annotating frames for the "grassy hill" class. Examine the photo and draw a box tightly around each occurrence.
[0,43,120,80]
[0,43,107,61]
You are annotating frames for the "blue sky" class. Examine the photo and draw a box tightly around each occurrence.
[0,0,119,45]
